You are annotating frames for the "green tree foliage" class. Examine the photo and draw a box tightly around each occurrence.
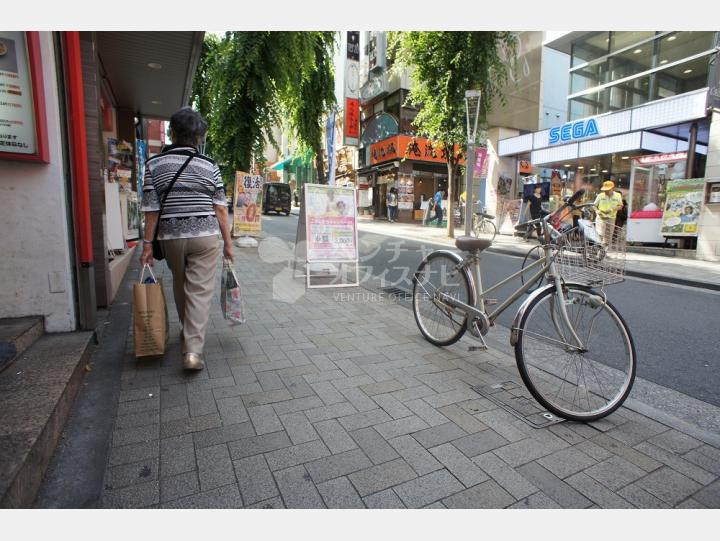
[191,32,336,185]
[393,31,518,237]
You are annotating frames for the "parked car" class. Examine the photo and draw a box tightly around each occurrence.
[262,182,292,215]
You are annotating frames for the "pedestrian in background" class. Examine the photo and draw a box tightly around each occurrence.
[140,107,234,372]
[429,188,444,226]
[594,180,623,243]
[386,187,399,222]
[524,185,547,241]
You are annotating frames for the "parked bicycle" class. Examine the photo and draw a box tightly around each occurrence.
[471,204,498,241]
[412,189,635,422]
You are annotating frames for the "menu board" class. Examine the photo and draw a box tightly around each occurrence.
[304,184,357,262]
[0,32,37,156]
[397,177,414,210]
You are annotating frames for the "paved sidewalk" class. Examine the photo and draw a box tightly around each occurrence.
[100,248,720,508]
[352,218,720,290]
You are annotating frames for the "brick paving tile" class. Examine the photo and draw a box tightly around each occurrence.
[161,484,243,509]
[279,411,319,445]
[304,448,373,485]
[192,422,256,450]
[516,462,592,508]
[245,497,285,509]
[316,476,366,508]
[348,458,417,497]
[373,393,413,420]
[453,429,509,459]
[363,488,406,509]
[475,410,528,443]
[634,442,717,486]
[264,439,331,471]
[273,465,326,508]
[160,471,200,503]
[584,456,647,492]
[196,444,235,492]
[309,381,346,406]
[565,472,634,508]
[388,435,443,476]
[604,419,670,447]
[337,408,392,433]
[161,413,222,439]
[493,438,554,468]
[442,479,516,509]
[247,404,284,435]
[160,434,196,478]
[647,430,704,455]
[227,431,292,461]
[689,479,720,508]
[683,446,720,477]
[233,454,279,505]
[429,443,489,488]
[411,422,466,449]
[108,440,160,468]
[359,379,406,396]
[537,447,598,479]
[350,427,400,465]
[403,399,449,427]
[374,415,430,441]
[472,452,538,500]
[675,498,708,509]
[314,419,357,454]
[590,434,663,473]
[508,491,561,509]
[438,404,487,434]
[102,480,160,508]
[617,483,669,509]
[635,467,703,507]
[338,387,378,413]
[272,396,325,416]
[112,424,160,447]
[304,402,358,423]
[392,469,465,509]
[105,458,159,491]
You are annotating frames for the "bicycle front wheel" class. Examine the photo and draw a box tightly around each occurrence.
[514,284,636,421]
[413,252,474,346]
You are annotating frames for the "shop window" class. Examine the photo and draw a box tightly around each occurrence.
[653,54,713,98]
[570,62,607,93]
[609,31,656,54]
[571,32,610,67]
[656,32,716,67]
[609,46,654,83]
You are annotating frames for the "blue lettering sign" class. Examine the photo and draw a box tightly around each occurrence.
[549,127,560,144]
[548,118,601,145]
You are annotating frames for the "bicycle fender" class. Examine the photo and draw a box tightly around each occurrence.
[509,281,594,346]
[412,250,465,284]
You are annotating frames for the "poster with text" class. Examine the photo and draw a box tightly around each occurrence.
[0,32,36,155]
[660,178,705,237]
[233,172,264,237]
[304,184,357,262]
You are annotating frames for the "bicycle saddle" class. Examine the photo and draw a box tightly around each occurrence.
[455,236,492,252]
[475,212,495,220]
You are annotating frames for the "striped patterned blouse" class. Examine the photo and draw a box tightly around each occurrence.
[140,146,227,240]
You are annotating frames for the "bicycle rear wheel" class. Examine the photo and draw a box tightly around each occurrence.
[412,252,473,346]
[514,284,636,421]
[474,219,497,241]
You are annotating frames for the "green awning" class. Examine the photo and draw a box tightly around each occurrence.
[271,157,293,171]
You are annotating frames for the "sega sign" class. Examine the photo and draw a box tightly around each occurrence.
[549,118,600,145]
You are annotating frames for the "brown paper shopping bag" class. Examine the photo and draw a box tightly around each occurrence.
[133,265,169,358]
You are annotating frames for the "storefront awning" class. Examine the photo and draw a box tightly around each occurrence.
[96,32,204,119]
[271,157,293,170]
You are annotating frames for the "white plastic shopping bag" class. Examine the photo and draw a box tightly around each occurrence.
[221,259,246,325]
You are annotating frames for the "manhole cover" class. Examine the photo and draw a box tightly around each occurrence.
[472,381,565,429]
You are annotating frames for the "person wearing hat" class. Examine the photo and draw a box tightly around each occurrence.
[594,180,623,243]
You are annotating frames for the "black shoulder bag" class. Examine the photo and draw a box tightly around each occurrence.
[152,152,196,260]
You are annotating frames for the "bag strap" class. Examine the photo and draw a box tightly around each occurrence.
[153,151,196,243]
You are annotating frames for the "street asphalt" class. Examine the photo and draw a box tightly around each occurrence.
[262,212,720,408]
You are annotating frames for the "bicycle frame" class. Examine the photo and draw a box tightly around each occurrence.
[428,221,586,349]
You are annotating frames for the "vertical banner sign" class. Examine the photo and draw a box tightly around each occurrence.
[232,171,264,237]
[326,110,337,186]
[473,147,488,178]
[305,185,358,262]
[660,178,705,237]
[0,32,37,156]
[344,31,360,146]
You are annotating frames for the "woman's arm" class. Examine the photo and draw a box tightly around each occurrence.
[214,203,234,263]
[139,211,159,266]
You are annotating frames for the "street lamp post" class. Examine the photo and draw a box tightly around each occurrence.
[464,90,481,237]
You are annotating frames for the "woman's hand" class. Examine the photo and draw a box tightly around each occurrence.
[140,243,154,266]
[223,242,234,264]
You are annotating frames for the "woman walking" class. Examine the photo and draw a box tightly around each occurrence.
[140,107,233,371]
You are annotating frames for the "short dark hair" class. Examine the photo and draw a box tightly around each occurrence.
[169,107,208,147]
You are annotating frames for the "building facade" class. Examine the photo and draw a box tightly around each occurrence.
[497,31,720,260]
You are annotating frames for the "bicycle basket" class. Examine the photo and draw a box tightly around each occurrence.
[556,221,626,286]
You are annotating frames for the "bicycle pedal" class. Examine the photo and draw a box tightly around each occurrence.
[468,345,488,352]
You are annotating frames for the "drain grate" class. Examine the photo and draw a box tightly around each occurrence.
[472,381,565,429]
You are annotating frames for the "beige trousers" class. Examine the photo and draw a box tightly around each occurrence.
[160,235,219,354]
